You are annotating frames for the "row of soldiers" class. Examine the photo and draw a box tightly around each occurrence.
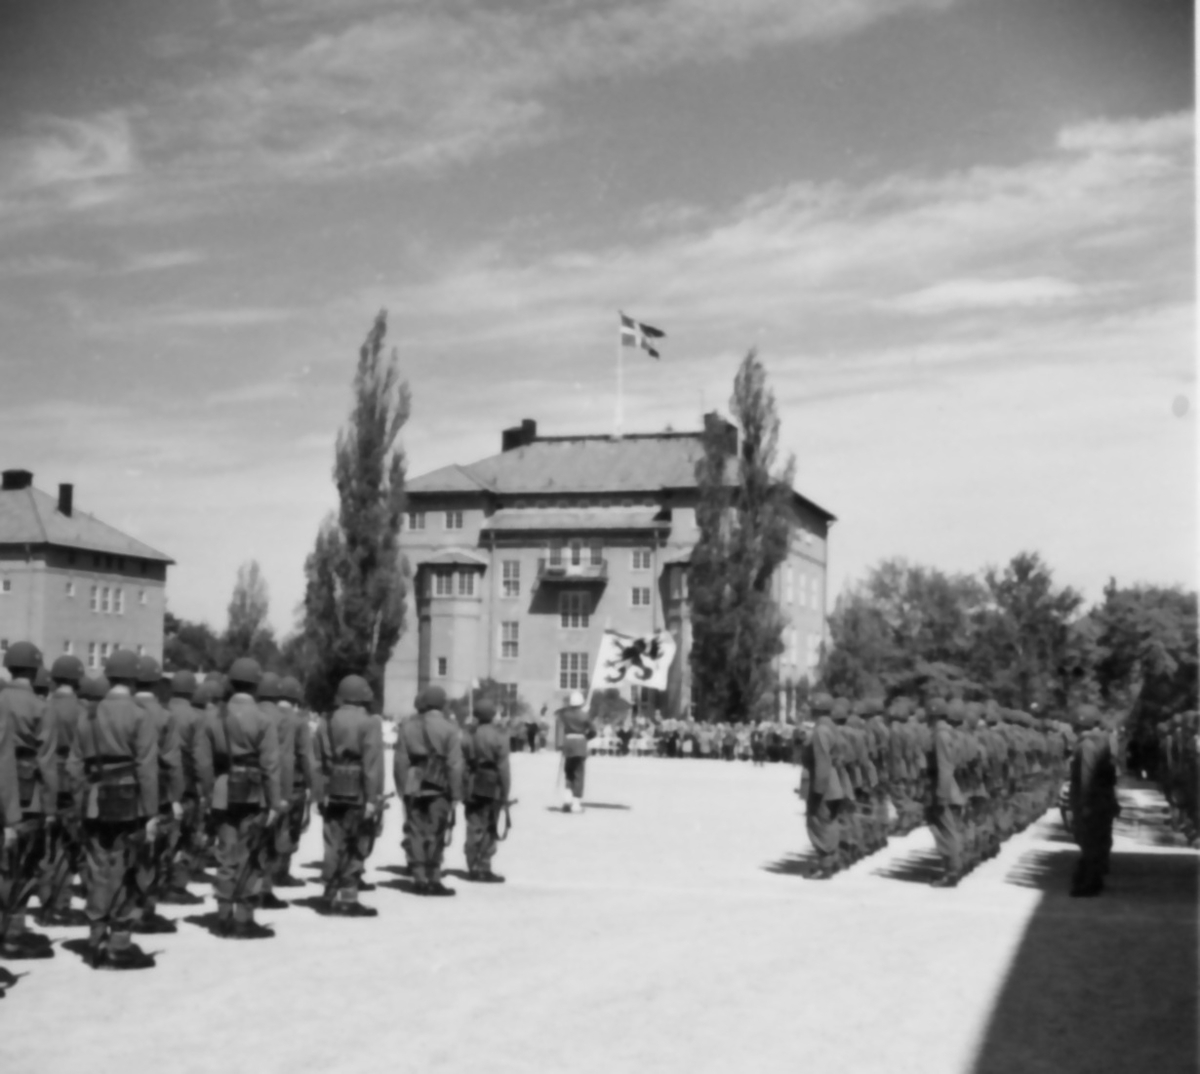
[1157,711,1198,848]
[0,642,512,987]
[800,693,1073,885]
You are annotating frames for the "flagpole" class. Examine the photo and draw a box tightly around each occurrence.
[615,325,624,437]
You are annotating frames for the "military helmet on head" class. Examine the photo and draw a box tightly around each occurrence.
[228,657,262,688]
[51,654,84,682]
[831,697,850,722]
[170,670,197,697]
[474,698,497,723]
[811,692,833,715]
[1074,703,1101,730]
[415,684,446,713]
[136,654,162,686]
[105,648,140,682]
[279,675,304,704]
[567,690,585,708]
[258,672,282,701]
[80,674,110,701]
[336,674,373,706]
[3,640,41,671]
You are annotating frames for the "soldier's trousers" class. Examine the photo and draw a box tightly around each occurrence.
[464,798,501,873]
[400,796,415,867]
[135,809,179,916]
[170,796,205,890]
[275,790,307,879]
[408,795,453,884]
[82,820,141,948]
[322,805,371,901]
[1072,814,1114,893]
[928,803,963,876]
[806,793,840,865]
[214,807,267,923]
[38,813,84,912]
[564,756,587,800]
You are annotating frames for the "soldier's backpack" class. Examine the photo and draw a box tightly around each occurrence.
[14,749,38,808]
[220,704,263,806]
[328,755,365,805]
[415,717,451,797]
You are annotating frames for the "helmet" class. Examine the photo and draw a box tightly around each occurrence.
[228,657,262,688]
[279,676,304,704]
[34,666,51,692]
[51,654,84,682]
[1075,704,1101,730]
[105,649,140,682]
[415,685,446,713]
[831,697,850,722]
[170,670,197,697]
[3,641,41,671]
[191,680,212,707]
[811,692,833,715]
[945,699,966,724]
[474,698,497,723]
[864,696,884,716]
[258,672,283,701]
[136,654,162,686]
[335,675,373,706]
[207,673,229,701]
[567,690,585,708]
[80,674,110,701]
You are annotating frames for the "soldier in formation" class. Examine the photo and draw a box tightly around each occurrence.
[1157,711,1198,847]
[461,698,511,883]
[800,689,1074,887]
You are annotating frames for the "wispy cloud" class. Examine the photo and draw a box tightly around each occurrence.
[887,277,1083,315]
[120,249,207,274]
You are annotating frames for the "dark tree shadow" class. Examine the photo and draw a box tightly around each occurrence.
[971,846,1198,1074]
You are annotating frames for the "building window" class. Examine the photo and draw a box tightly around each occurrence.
[548,540,563,567]
[502,560,520,598]
[458,571,475,597]
[786,564,794,604]
[100,642,111,661]
[407,511,426,531]
[63,640,73,654]
[0,639,7,653]
[806,635,820,671]
[445,510,463,530]
[632,587,651,607]
[114,588,124,614]
[138,589,147,606]
[0,578,10,594]
[632,548,652,571]
[501,622,519,659]
[798,572,807,609]
[569,539,583,567]
[90,586,99,612]
[101,587,111,614]
[66,580,76,598]
[136,644,145,657]
[87,642,97,668]
[433,569,453,597]
[810,576,819,610]
[559,652,589,691]
[559,591,589,629]
[436,656,448,677]
[589,540,603,566]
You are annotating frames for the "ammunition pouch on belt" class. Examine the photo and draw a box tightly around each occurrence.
[227,762,263,807]
[468,763,501,801]
[328,760,365,805]
[416,754,451,797]
[56,754,73,809]
[94,761,140,822]
[15,749,38,808]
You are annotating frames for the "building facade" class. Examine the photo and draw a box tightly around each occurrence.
[0,470,173,671]
[385,418,834,719]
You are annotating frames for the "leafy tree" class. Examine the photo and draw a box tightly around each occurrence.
[300,311,410,711]
[163,610,222,672]
[971,552,1083,710]
[689,350,795,721]
[223,559,275,660]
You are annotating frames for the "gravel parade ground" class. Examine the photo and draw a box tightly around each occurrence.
[2,753,1195,1074]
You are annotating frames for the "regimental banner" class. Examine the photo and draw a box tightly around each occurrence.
[593,628,677,692]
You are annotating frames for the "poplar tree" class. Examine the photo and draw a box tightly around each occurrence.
[301,311,410,710]
[689,350,795,721]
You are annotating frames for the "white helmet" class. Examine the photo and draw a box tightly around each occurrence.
[567,690,585,708]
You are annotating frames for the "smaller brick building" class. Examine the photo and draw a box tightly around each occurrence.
[0,469,173,671]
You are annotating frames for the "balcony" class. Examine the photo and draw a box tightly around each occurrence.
[536,558,609,585]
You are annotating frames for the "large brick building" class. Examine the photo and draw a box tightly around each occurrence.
[0,469,173,671]
[385,418,834,718]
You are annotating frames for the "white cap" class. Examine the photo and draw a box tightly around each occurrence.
[568,690,585,708]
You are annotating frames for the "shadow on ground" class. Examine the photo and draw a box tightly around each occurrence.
[971,837,1198,1074]
[871,849,945,884]
[761,850,820,878]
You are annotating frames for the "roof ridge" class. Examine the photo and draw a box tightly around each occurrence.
[454,463,494,492]
[26,488,50,544]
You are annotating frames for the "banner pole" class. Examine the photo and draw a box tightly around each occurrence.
[615,329,624,436]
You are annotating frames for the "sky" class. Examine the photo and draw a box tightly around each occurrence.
[0,0,1193,637]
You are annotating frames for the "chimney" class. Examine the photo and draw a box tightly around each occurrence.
[501,418,539,452]
[1,469,33,490]
[702,412,738,456]
[58,483,73,517]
